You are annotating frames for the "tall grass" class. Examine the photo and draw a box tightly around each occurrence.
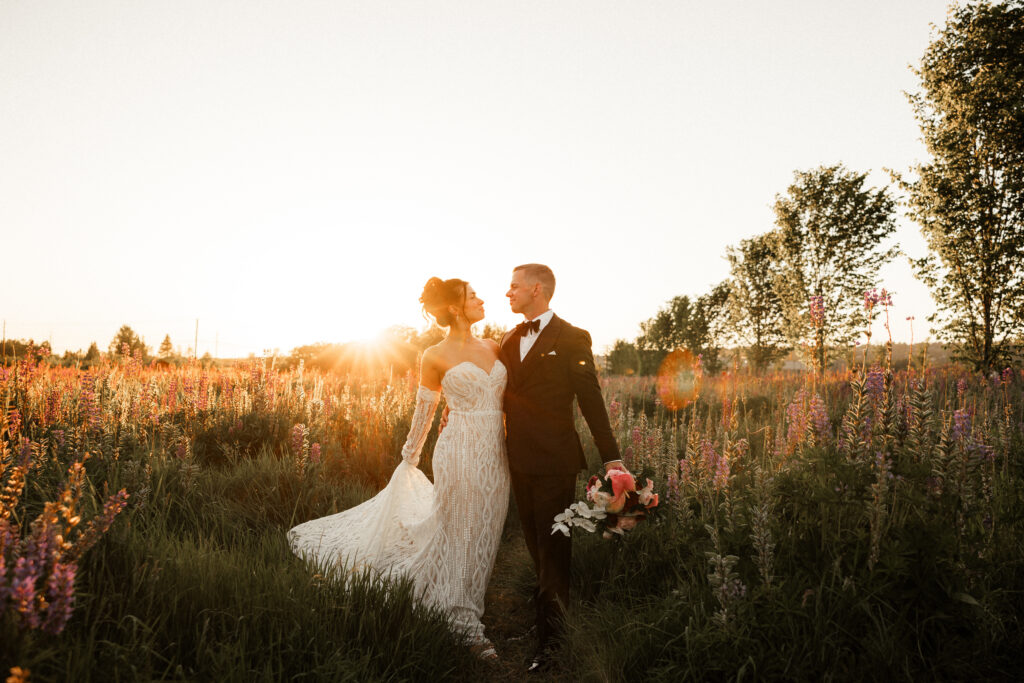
[3,343,1023,680]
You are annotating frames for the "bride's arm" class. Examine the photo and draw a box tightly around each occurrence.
[400,349,442,467]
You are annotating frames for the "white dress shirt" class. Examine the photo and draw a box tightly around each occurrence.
[519,309,555,361]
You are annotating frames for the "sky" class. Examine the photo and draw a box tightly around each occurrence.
[1,0,952,357]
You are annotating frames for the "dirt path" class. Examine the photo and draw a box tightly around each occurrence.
[478,532,575,682]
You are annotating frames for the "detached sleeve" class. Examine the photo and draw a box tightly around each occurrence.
[401,386,441,467]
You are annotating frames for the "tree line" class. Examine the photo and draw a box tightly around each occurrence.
[610,1,1024,376]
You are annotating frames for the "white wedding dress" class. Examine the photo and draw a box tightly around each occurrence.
[288,360,510,643]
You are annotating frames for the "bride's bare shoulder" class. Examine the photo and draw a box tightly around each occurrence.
[482,338,499,354]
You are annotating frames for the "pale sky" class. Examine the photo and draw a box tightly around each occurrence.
[2,0,950,357]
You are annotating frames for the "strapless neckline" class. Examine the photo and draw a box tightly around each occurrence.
[444,359,505,381]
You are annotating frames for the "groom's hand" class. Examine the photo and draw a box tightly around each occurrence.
[438,405,450,433]
[604,459,628,475]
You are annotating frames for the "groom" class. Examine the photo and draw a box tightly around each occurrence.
[500,263,623,673]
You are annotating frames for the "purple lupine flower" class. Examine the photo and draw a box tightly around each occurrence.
[11,555,42,629]
[973,442,995,462]
[630,426,642,446]
[291,424,306,457]
[713,450,730,491]
[41,561,77,634]
[198,373,209,411]
[809,295,825,328]
[667,472,680,501]
[864,288,879,311]
[608,400,621,422]
[952,408,971,442]
[785,394,807,451]
[1001,367,1013,386]
[701,439,718,472]
[809,395,830,439]
[166,377,178,411]
[865,369,885,402]
[679,458,692,486]
[956,377,968,401]
[310,443,322,464]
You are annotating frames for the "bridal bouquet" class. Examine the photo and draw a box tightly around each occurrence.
[551,468,659,539]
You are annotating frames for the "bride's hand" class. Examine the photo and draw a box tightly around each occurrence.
[438,405,450,433]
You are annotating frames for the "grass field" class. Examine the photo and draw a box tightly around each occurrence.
[3,347,1023,681]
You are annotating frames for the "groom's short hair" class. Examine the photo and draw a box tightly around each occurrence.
[514,263,555,301]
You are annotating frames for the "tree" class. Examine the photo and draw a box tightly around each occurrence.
[771,164,897,372]
[607,339,641,375]
[108,325,149,360]
[727,232,790,372]
[900,1,1024,371]
[158,334,174,358]
[84,342,101,362]
[636,281,732,374]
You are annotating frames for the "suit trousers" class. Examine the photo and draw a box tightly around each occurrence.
[510,469,578,649]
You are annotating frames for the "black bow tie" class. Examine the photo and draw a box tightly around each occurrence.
[517,319,541,336]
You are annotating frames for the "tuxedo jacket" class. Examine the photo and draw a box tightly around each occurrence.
[499,314,621,475]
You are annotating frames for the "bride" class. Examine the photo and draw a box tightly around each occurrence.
[288,277,510,659]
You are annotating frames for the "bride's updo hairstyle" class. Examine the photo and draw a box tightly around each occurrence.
[420,277,468,328]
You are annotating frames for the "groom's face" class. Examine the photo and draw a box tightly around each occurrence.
[506,270,540,315]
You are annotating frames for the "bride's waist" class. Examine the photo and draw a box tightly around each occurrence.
[449,408,503,416]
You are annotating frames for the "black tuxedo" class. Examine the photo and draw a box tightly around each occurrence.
[499,313,620,649]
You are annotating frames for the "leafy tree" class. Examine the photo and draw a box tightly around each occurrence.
[158,334,174,358]
[771,164,897,372]
[607,339,641,375]
[726,232,790,372]
[899,0,1024,371]
[637,281,732,374]
[477,323,507,344]
[84,342,101,362]
[108,325,149,360]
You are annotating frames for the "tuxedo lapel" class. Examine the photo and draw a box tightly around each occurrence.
[520,315,562,373]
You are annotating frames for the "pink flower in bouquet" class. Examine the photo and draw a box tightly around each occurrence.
[637,478,659,509]
[617,516,640,531]
[605,468,636,513]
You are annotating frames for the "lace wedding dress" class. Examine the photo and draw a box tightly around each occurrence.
[288,360,510,643]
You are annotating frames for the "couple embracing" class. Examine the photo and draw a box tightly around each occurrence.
[288,263,623,673]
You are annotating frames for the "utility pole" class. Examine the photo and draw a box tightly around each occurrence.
[194,319,199,360]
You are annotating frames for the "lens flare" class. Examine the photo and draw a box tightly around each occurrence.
[656,349,702,411]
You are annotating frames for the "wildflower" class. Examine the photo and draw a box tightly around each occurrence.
[956,377,967,401]
[713,450,730,491]
[952,408,971,443]
[809,395,830,439]
[1001,367,1013,386]
[291,424,307,457]
[310,443,322,464]
[666,472,680,501]
[701,439,718,472]
[41,562,77,635]
[679,458,692,486]
[809,295,825,327]
[865,369,885,402]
